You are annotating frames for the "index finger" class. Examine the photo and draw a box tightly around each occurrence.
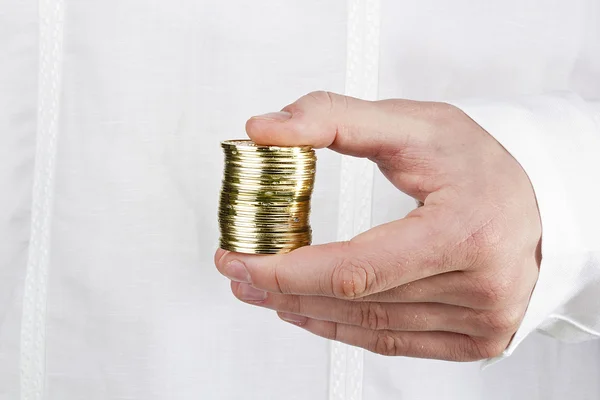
[246,91,430,160]
[215,210,461,299]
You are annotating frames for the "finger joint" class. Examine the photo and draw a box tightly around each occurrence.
[358,303,391,330]
[331,257,378,299]
[371,332,405,357]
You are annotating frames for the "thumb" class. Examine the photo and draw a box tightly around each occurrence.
[246,91,433,160]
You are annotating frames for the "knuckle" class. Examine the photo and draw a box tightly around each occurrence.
[358,303,391,330]
[331,256,378,299]
[467,338,507,361]
[306,90,332,105]
[304,91,345,113]
[472,308,522,336]
[475,274,514,307]
[371,332,404,357]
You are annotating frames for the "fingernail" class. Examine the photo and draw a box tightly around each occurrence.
[224,260,251,283]
[279,312,308,326]
[238,283,267,302]
[252,111,292,121]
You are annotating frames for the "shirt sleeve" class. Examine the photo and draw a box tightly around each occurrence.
[450,92,600,367]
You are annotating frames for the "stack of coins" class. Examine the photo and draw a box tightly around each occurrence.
[218,140,316,254]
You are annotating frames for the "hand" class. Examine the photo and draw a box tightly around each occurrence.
[215,91,541,361]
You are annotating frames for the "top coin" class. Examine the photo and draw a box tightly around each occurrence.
[221,140,314,153]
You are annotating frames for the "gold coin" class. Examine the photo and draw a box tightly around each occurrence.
[221,140,313,152]
[218,139,315,254]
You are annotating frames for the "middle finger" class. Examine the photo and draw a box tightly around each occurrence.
[231,282,517,337]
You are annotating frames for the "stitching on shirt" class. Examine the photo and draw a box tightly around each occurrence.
[328,1,380,399]
[20,0,65,398]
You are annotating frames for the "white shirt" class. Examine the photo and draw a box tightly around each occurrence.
[1,0,599,399]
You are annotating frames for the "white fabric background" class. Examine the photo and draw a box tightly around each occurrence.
[0,0,38,398]
[1,0,599,399]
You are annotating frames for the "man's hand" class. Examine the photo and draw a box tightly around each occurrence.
[214,91,541,361]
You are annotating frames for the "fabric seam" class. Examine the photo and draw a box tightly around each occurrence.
[20,0,65,398]
[328,1,380,400]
